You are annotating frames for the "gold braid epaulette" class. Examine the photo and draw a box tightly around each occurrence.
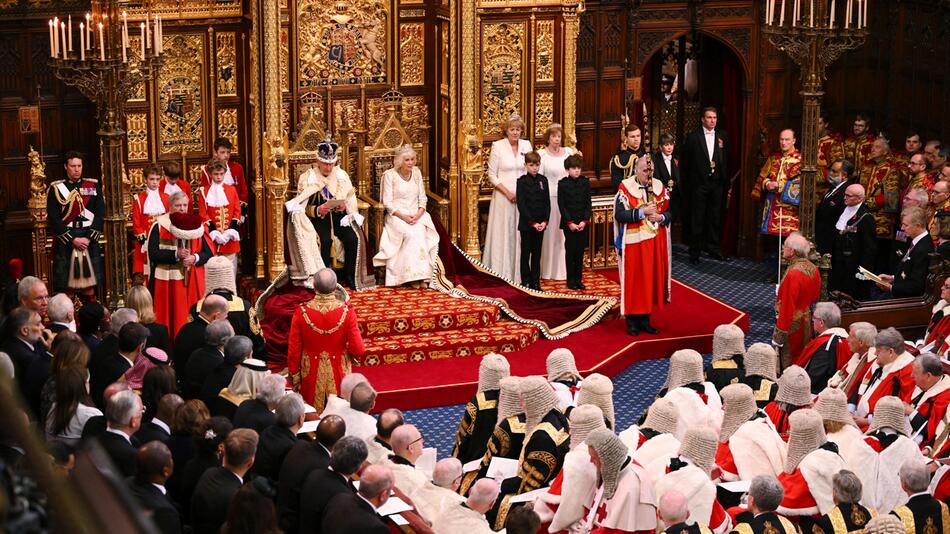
[299,302,348,335]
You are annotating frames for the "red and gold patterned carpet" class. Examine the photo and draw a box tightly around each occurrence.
[350,271,621,365]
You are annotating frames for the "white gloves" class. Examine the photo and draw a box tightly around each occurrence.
[210,230,226,244]
[225,228,241,242]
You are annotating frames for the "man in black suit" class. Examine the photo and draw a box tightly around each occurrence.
[81,382,131,441]
[729,475,797,534]
[172,294,228,380]
[199,335,251,407]
[878,206,934,298]
[47,293,76,334]
[127,441,181,534]
[653,132,681,220]
[830,182,877,299]
[815,159,853,255]
[681,107,729,264]
[251,393,305,481]
[233,393,277,434]
[277,415,345,534]
[298,435,367,534]
[0,307,51,389]
[99,389,144,477]
[88,307,134,383]
[890,461,949,532]
[191,428,258,533]
[183,318,233,399]
[188,258,267,360]
[321,463,393,534]
[90,321,149,408]
[134,393,183,446]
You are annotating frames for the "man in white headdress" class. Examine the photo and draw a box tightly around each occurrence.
[620,397,681,468]
[653,426,732,534]
[705,324,746,392]
[850,396,927,514]
[741,343,779,409]
[661,349,723,440]
[577,373,615,430]
[535,404,605,532]
[453,353,510,463]
[547,348,583,410]
[585,428,658,533]
[775,409,847,529]
[715,383,786,482]
[432,478,499,534]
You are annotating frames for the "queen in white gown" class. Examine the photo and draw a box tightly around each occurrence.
[539,123,574,281]
[483,115,533,282]
[372,145,440,287]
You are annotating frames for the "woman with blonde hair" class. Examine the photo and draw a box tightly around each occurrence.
[126,284,172,354]
[483,114,533,282]
[539,123,574,281]
[372,144,440,287]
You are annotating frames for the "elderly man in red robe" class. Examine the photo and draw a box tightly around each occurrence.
[794,302,852,394]
[850,327,916,429]
[614,154,672,336]
[287,267,365,412]
[907,353,950,451]
[147,190,215,338]
[772,232,821,370]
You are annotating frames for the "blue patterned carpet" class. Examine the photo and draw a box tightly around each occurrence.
[405,244,776,457]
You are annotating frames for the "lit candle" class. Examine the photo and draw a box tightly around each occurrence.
[60,22,67,59]
[98,22,104,61]
[80,23,85,60]
[52,17,59,57]
[845,0,851,28]
[122,27,127,63]
[48,20,55,58]
[68,15,72,51]
[780,0,786,25]
[862,0,867,28]
[829,0,835,28]
[768,0,774,25]
[85,13,91,48]
[140,23,146,58]
[145,15,150,50]
[809,0,813,27]
[153,14,159,56]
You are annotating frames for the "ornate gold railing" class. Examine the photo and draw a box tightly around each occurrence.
[588,194,618,270]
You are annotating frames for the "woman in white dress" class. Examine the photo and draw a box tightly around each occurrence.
[538,123,574,281]
[483,115,533,282]
[373,144,440,287]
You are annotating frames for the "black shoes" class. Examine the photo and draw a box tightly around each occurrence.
[626,315,658,336]
[641,323,659,335]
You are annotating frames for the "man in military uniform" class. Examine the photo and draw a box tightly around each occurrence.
[729,475,797,534]
[890,461,950,534]
[810,471,874,534]
[610,123,646,189]
[752,129,801,241]
[842,114,875,179]
[816,114,844,199]
[188,256,266,360]
[451,353,509,464]
[862,137,902,271]
[906,152,937,198]
[47,151,105,301]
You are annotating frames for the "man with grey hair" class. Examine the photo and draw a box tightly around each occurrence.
[173,293,229,377]
[432,457,463,491]
[288,267,365,413]
[299,435,369,533]
[98,389,143,477]
[658,490,712,534]
[16,276,49,317]
[333,381,377,441]
[322,463,393,533]
[877,206,934,298]
[733,475,796,534]
[828,321,877,392]
[251,392,305,481]
[278,414,346,533]
[184,318,234,399]
[890,461,949,532]
[433,478,499,533]
[829,181,876,299]
[772,231,822,371]
[199,334,253,407]
[812,470,874,534]
[233,372,283,434]
[321,372,369,418]
[796,302,850,393]
[851,327,915,426]
[47,293,75,333]
[907,353,950,450]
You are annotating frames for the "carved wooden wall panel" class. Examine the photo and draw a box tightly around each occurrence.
[480,21,526,133]
[158,34,206,156]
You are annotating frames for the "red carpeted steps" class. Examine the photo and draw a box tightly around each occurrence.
[349,287,539,365]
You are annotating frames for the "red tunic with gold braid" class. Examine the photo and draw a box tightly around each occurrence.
[197,183,241,254]
[862,156,902,238]
[772,258,821,370]
[751,150,801,236]
[843,132,875,178]
[132,189,169,275]
[287,292,365,413]
[201,160,248,206]
[816,131,844,198]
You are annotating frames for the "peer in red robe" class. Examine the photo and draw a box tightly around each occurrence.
[908,371,950,450]
[132,167,169,277]
[287,283,365,413]
[771,240,822,371]
[794,325,852,394]
[613,155,671,336]
[924,298,950,358]
[147,202,214,339]
[850,349,915,424]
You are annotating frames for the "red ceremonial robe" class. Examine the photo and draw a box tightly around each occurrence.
[132,188,169,275]
[287,292,365,412]
[932,465,950,501]
[764,402,808,442]
[908,375,950,449]
[201,160,248,205]
[147,213,215,338]
[852,351,916,418]
[197,183,242,255]
[614,176,671,315]
[773,258,822,370]
[793,328,852,371]
[925,300,950,358]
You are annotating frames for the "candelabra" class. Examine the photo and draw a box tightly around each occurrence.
[762,0,867,243]
[47,1,164,307]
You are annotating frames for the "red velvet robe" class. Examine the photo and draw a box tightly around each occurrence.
[925,302,950,357]
[197,183,241,254]
[147,214,214,338]
[287,293,365,412]
[764,402,808,442]
[132,188,169,274]
[793,329,853,370]
[853,351,916,418]
[773,258,821,369]
[615,177,671,315]
[908,376,950,449]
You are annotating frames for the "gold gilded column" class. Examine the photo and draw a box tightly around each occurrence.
[457,0,480,257]
[561,1,582,142]
[27,147,50,286]
[459,120,484,258]
[262,0,287,280]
